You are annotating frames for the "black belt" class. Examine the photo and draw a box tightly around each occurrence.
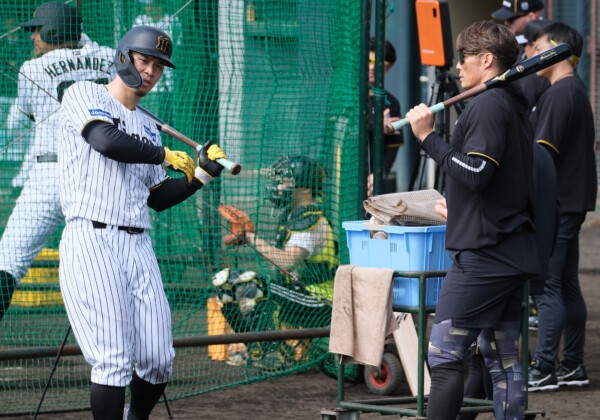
[91,220,144,234]
[36,153,58,163]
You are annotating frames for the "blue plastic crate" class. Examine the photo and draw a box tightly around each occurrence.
[342,221,451,271]
[392,276,444,308]
[342,221,452,307]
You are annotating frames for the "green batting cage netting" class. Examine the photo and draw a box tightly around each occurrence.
[0,0,363,415]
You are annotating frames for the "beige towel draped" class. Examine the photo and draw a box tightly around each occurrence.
[329,265,398,367]
[363,188,446,226]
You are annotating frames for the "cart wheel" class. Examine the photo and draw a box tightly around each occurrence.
[364,352,403,396]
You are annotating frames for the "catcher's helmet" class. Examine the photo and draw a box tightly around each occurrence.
[114,25,176,88]
[266,155,325,207]
[20,1,81,45]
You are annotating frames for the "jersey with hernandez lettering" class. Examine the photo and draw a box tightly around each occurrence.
[17,37,115,157]
[58,81,167,229]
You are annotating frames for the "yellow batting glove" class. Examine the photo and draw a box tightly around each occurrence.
[207,144,228,161]
[163,147,195,183]
[195,140,227,185]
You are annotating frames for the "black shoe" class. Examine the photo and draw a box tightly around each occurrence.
[0,270,16,322]
[556,363,590,387]
[528,360,558,392]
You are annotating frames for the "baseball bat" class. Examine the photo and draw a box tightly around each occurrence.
[136,106,242,175]
[384,42,572,134]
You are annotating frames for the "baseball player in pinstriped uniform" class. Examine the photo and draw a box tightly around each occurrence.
[57,26,227,419]
[0,1,115,323]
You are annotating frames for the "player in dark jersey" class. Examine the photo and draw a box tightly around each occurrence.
[406,21,540,419]
[527,21,597,392]
[517,18,554,110]
[491,0,549,109]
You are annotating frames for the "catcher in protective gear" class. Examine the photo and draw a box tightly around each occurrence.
[220,155,335,276]
[217,156,338,367]
[221,156,338,366]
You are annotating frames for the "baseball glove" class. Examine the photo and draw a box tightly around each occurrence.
[219,204,254,246]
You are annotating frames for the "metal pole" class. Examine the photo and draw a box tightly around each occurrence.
[372,0,386,196]
[162,391,174,419]
[0,327,331,361]
[33,325,72,419]
[417,274,426,417]
[358,0,372,210]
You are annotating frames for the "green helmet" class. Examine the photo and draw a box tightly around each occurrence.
[265,155,325,207]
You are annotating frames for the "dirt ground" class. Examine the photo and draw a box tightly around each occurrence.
[11,212,600,420]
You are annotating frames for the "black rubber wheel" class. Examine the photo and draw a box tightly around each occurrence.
[364,352,403,396]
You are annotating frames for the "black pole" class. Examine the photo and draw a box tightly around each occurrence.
[162,391,174,419]
[372,0,386,196]
[358,0,372,212]
[33,326,72,419]
[0,327,332,361]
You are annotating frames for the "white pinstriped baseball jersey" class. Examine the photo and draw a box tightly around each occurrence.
[0,37,115,282]
[58,81,167,229]
[57,79,175,387]
[17,36,114,166]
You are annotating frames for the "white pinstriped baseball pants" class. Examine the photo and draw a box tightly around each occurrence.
[0,162,63,282]
[59,220,174,387]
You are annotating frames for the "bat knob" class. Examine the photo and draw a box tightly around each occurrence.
[384,124,396,135]
[230,164,242,175]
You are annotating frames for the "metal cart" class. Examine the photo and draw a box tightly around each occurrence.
[323,270,544,420]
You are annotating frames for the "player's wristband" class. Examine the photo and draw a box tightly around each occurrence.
[194,167,214,185]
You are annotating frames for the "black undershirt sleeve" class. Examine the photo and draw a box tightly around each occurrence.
[82,120,166,164]
[148,177,202,212]
[420,132,497,192]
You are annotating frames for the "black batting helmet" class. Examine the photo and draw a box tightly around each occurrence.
[114,25,176,88]
[20,1,82,45]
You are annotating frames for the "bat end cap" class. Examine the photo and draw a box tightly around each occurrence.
[384,124,396,135]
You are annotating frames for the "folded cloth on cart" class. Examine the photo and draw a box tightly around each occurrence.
[363,188,446,226]
[329,265,398,367]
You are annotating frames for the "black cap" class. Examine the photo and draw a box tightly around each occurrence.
[20,1,80,30]
[523,18,553,43]
[20,1,81,44]
[491,0,544,21]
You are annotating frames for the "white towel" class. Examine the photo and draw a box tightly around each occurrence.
[329,265,398,367]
